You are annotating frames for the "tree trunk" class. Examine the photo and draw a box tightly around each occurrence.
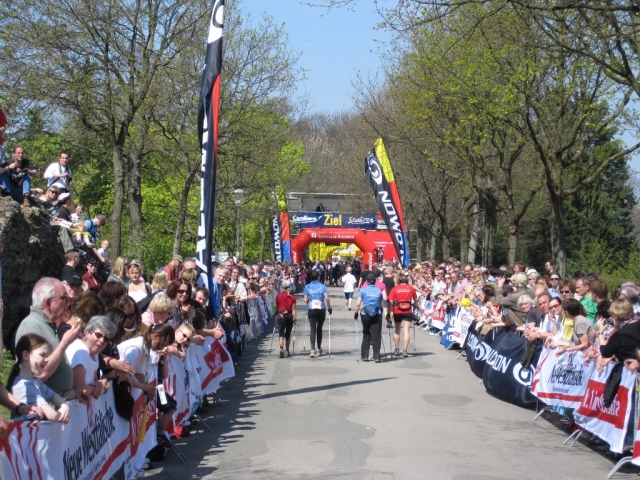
[259,219,266,262]
[550,195,567,278]
[468,202,479,264]
[441,232,450,261]
[485,201,497,267]
[416,235,422,263]
[172,161,199,255]
[507,224,518,268]
[111,146,125,259]
[459,209,469,265]
[127,152,143,259]
[429,219,437,260]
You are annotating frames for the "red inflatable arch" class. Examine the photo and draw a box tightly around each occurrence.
[291,228,377,266]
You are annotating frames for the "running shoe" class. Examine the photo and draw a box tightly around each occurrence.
[394,349,401,357]
[310,350,316,358]
[285,350,291,358]
[403,350,408,358]
[317,348,322,356]
[279,348,284,358]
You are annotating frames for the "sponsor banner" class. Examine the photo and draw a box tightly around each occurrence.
[465,323,507,378]
[290,212,378,229]
[440,309,458,350]
[482,329,541,408]
[632,397,640,466]
[196,0,225,311]
[530,347,596,410]
[270,215,283,262]
[190,338,235,394]
[0,386,152,480]
[185,349,204,417]
[429,300,446,331]
[574,363,635,453]
[165,354,190,428]
[454,307,473,348]
[364,138,410,267]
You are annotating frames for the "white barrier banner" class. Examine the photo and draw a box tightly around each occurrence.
[453,307,473,347]
[632,404,640,467]
[191,338,235,394]
[0,386,155,480]
[165,354,190,427]
[573,363,635,453]
[531,347,596,409]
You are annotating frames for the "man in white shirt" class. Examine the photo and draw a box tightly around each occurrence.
[43,152,72,192]
[342,267,357,311]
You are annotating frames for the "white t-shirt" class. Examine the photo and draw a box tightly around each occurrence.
[342,273,357,293]
[118,336,158,376]
[65,338,98,385]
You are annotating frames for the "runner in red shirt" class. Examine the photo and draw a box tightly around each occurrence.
[388,273,417,357]
[275,280,297,358]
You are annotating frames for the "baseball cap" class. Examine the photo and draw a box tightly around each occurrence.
[366,273,376,284]
[62,271,82,286]
[282,280,291,289]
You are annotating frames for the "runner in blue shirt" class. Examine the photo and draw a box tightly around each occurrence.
[303,270,332,358]
[354,273,384,362]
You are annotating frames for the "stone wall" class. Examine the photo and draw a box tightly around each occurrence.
[0,197,65,333]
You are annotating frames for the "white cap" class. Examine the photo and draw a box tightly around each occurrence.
[282,280,291,289]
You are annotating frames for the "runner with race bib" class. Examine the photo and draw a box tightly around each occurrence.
[303,270,332,358]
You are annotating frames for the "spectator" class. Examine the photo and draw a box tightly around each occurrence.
[166,279,193,329]
[84,214,106,246]
[108,256,129,284]
[151,271,168,293]
[597,299,639,368]
[619,283,640,314]
[70,203,85,223]
[315,203,326,212]
[43,151,72,193]
[37,186,61,215]
[576,276,598,323]
[551,298,592,354]
[7,334,70,422]
[98,280,128,309]
[182,258,197,271]
[0,145,38,205]
[179,268,198,289]
[494,273,533,328]
[127,262,151,308]
[58,291,105,342]
[141,293,175,326]
[15,278,81,395]
[163,255,182,282]
[56,193,72,221]
[118,295,145,341]
[82,260,102,293]
[60,250,80,280]
[97,239,110,260]
[65,315,116,402]
[0,107,6,163]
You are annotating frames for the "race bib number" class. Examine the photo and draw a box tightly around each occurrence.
[311,300,323,310]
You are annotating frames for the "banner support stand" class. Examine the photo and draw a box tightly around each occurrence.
[161,431,188,464]
[562,429,583,446]
[455,350,466,360]
[607,456,633,479]
[533,406,550,421]
[193,413,212,432]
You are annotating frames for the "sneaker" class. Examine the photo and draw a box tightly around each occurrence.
[285,350,291,358]
[317,348,322,356]
[394,349,401,357]
[22,196,31,207]
[310,350,316,358]
[348,306,351,311]
[279,348,284,358]
[403,350,408,358]
[374,358,381,363]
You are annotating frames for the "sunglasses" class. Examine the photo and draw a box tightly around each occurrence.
[50,191,60,196]
[179,331,191,343]
[92,331,111,342]
[177,289,190,295]
[124,312,137,319]
[560,290,572,294]
[550,277,560,281]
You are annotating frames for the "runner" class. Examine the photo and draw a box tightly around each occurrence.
[275,280,297,358]
[303,270,332,358]
[342,267,357,311]
[389,273,418,357]
[354,273,384,362]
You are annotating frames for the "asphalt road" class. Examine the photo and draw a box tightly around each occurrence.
[147,288,635,480]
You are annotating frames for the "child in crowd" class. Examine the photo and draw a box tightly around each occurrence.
[7,334,70,423]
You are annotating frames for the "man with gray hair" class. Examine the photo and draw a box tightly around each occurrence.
[620,283,640,314]
[15,277,81,395]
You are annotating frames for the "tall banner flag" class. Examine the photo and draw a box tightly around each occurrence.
[364,138,410,267]
[270,215,283,262]
[196,0,225,298]
[275,187,291,263]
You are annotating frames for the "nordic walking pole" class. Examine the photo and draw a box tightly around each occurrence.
[303,311,308,351]
[292,321,297,354]
[413,322,417,352]
[355,317,360,362]
[328,312,331,357]
[269,322,276,353]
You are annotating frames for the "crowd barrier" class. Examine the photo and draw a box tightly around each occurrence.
[0,337,235,480]
[420,301,640,477]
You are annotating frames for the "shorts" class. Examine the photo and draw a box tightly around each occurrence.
[278,313,294,339]
[157,391,177,414]
[344,292,354,299]
[393,313,414,323]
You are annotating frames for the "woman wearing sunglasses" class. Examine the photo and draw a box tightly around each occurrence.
[166,279,193,329]
[65,315,117,403]
[118,295,145,341]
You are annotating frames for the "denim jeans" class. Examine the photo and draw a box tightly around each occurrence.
[0,172,31,202]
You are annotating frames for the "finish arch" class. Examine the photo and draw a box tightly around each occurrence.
[291,228,377,266]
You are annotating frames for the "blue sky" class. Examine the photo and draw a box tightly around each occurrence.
[242,0,391,114]
[241,0,640,174]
